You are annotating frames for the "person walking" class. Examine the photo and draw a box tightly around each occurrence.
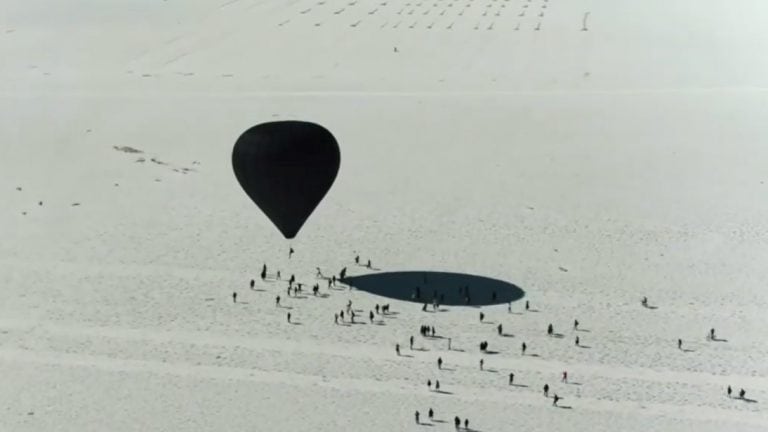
[428,408,434,421]
[573,319,579,330]
[521,342,527,355]
[543,383,549,397]
[275,295,280,306]
[437,357,443,369]
[509,372,515,385]
[562,371,568,383]
[454,417,461,429]
[464,419,469,429]
[288,247,294,258]
[250,279,255,289]
[552,394,560,406]
[415,410,420,424]
[575,336,580,346]
[497,324,503,336]
[727,385,732,398]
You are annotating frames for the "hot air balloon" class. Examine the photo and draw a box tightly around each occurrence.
[232,121,340,239]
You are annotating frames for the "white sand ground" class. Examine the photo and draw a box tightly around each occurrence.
[2,0,768,431]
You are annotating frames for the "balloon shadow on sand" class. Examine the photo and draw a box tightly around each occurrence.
[342,271,525,307]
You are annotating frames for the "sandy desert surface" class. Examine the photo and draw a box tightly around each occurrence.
[1,1,767,431]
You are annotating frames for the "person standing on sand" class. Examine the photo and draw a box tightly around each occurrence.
[275,295,280,306]
[250,279,255,289]
[479,312,484,322]
[396,344,400,356]
[276,270,281,280]
[287,312,291,323]
[427,379,432,390]
[435,380,440,391]
[479,359,484,370]
[415,411,420,424]
[497,324,503,335]
[509,372,515,385]
[521,342,527,355]
[232,292,237,303]
[261,264,267,281]
[334,313,338,324]
[355,254,360,265]
[573,319,579,330]
[410,335,414,350]
[727,385,732,398]
[437,357,443,369]
[575,336,580,346]
[288,247,294,258]
[508,302,512,313]
[678,339,683,350]
[547,323,554,336]
[428,408,434,421]
[369,310,374,323]
[562,371,568,383]
[525,300,530,311]
[316,267,322,278]
[543,384,549,397]
[739,388,746,399]
[454,416,461,429]
[464,419,469,429]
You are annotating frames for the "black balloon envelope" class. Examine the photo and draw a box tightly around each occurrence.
[232,121,340,239]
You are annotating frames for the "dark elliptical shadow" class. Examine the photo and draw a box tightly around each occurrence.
[341,271,525,307]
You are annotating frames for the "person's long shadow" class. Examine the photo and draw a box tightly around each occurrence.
[341,271,525,306]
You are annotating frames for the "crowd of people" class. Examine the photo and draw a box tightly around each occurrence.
[232,248,748,430]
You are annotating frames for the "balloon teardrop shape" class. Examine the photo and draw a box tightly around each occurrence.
[232,121,340,239]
